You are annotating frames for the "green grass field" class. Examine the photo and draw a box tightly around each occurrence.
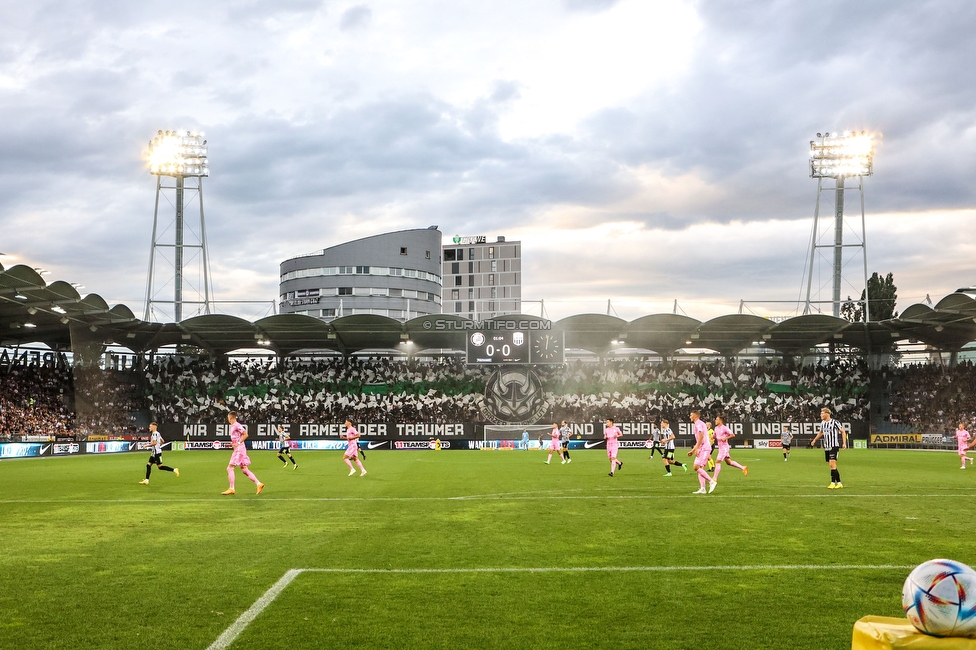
[0,446,972,649]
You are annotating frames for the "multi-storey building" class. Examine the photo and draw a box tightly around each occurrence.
[279,228,442,321]
[440,235,521,320]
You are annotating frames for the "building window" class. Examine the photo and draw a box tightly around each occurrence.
[356,266,369,274]
[425,250,431,259]
[444,249,457,262]
[400,247,408,255]
[468,248,475,260]
[451,289,459,300]
[468,261,474,274]
[502,259,509,272]
[503,286,509,298]
[488,274,495,285]
[389,288,403,297]
[451,262,459,275]
[468,288,474,298]
[468,275,475,286]
[321,308,336,318]
[454,276,462,287]
[488,246,495,259]
[337,287,352,296]
[491,287,497,299]
[491,260,497,272]
[468,301,475,312]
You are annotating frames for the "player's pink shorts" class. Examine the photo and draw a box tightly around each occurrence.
[606,442,619,459]
[717,446,731,461]
[959,446,969,457]
[229,446,251,467]
[695,446,712,466]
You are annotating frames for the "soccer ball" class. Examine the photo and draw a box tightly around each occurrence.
[903,559,976,637]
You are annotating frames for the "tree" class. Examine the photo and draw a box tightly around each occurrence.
[841,272,898,322]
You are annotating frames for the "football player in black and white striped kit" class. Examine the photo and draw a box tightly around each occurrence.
[660,419,688,476]
[810,408,847,489]
[275,424,298,469]
[139,422,178,485]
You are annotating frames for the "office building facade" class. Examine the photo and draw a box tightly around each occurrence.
[441,236,521,320]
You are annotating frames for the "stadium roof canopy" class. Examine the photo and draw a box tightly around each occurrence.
[3,262,976,359]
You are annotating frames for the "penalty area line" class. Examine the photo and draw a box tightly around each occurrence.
[207,564,912,649]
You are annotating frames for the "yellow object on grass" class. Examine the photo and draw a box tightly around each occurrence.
[852,616,976,649]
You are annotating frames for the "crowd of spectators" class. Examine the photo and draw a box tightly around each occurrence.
[887,362,976,432]
[0,365,73,441]
[144,356,871,425]
[4,354,975,439]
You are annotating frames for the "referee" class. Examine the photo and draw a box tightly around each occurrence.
[810,408,848,489]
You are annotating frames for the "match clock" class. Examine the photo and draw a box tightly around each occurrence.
[530,331,564,364]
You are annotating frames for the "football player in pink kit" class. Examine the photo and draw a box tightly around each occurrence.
[687,411,718,494]
[604,418,623,477]
[545,423,561,465]
[343,419,367,477]
[222,411,264,496]
[712,415,748,482]
[956,423,973,469]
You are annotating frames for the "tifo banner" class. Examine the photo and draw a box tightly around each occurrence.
[870,434,923,444]
[0,443,49,458]
[160,422,474,439]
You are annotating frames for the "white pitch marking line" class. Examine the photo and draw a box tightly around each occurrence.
[208,564,914,649]
[207,564,915,650]
[0,493,973,504]
[206,568,303,650]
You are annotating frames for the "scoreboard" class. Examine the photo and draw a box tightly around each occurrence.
[465,330,564,365]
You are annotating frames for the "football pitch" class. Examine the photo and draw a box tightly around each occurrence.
[0,447,972,649]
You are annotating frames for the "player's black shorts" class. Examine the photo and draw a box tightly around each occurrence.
[664,449,675,461]
[278,445,290,454]
[149,452,162,465]
[824,447,840,462]
[782,443,791,451]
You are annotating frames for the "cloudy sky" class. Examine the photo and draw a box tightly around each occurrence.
[2,0,975,323]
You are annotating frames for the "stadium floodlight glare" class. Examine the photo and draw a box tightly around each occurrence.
[810,131,874,179]
[148,130,209,177]
[803,130,875,321]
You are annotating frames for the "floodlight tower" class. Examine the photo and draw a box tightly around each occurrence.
[803,131,874,319]
[143,130,213,323]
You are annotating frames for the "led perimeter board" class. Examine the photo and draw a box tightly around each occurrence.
[466,330,564,365]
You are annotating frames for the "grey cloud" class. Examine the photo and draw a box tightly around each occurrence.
[339,5,372,31]
[563,0,621,13]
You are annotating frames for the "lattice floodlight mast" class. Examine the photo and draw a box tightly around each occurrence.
[803,131,874,320]
[144,130,214,323]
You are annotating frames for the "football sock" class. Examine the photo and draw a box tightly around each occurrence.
[697,473,707,490]
[729,460,745,470]
[712,463,722,480]
[783,452,787,459]
[830,469,840,483]
[344,458,355,471]
[277,453,285,463]
[226,466,236,490]
[665,466,671,474]
[674,461,684,467]
[242,467,260,484]
[159,465,174,472]
[355,459,366,471]
[145,465,152,480]
[289,456,297,465]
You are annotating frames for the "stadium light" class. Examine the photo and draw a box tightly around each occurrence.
[804,130,875,320]
[144,129,214,324]
[810,131,874,179]
[148,130,209,177]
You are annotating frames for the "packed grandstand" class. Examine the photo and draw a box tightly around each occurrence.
[1,354,974,440]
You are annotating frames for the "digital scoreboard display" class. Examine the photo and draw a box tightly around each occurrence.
[465,330,564,365]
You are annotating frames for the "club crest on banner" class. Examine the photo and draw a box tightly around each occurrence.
[480,366,548,424]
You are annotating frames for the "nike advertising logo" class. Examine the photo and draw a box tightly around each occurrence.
[40,445,50,455]
[366,441,389,450]
[583,440,605,449]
